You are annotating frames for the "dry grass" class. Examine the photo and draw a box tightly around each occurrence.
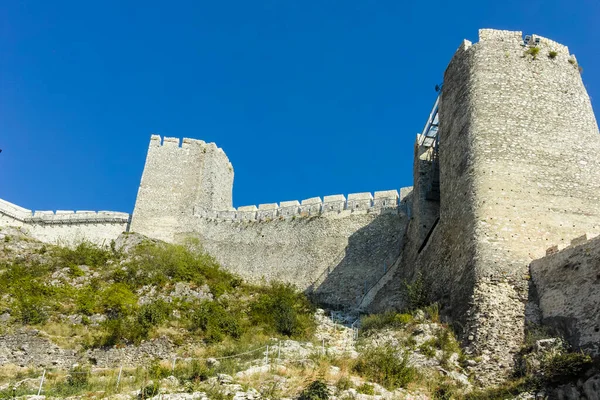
[38,321,92,349]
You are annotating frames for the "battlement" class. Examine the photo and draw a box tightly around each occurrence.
[0,198,130,225]
[192,188,412,222]
[455,29,574,61]
[149,134,229,156]
[478,29,571,55]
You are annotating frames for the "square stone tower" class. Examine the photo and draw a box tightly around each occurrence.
[130,135,234,242]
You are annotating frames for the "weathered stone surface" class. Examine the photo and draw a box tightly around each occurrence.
[370,28,600,385]
[0,328,77,369]
[531,235,600,355]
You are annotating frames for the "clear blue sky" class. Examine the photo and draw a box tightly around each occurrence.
[1,1,599,212]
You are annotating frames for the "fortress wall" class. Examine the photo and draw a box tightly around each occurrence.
[173,190,411,308]
[0,198,129,246]
[412,29,600,384]
[128,134,410,309]
[180,208,408,309]
[192,189,409,221]
[530,233,600,356]
[197,143,234,210]
[130,135,234,242]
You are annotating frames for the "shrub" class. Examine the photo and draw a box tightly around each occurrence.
[140,381,160,398]
[137,300,171,330]
[423,303,439,322]
[525,46,540,59]
[76,287,97,315]
[124,242,240,295]
[540,351,593,385]
[97,318,132,347]
[53,241,113,268]
[129,300,174,342]
[189,300,243,342]
[360,312,413,333]
[419,339,437,358]
[465,378,530,400]
[299,380,330,400]
[15,296,48,325]
[357,383,375,395]
[67,366,90,388]
[353,345,417,390]
[403,273,428,310]
[182,360,211,382]
[433,378,461,400]
[437,328,461,368]
[99,283,137,318]
[250,282,315,338]
[336,376,353,391]
[148,358,173,380]
[548,50,558,59]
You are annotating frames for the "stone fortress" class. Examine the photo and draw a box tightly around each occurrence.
[2,29,600,384]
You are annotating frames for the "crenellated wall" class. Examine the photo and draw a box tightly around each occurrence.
[193,190,407,221]
[128,135,412,308]
[184,190,410,307]
[130,135,234,242]
[0,198,129,245]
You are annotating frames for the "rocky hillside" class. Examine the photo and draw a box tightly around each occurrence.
[0,227,597,399]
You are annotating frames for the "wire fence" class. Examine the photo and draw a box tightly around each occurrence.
[1,320,359,398]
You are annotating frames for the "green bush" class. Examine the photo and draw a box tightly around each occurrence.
[67,366,90,388]
[357,383,375,395]
[15,296,48,325]
[419,339,437,358]
[97,318,131,347]
[465,378,530,400]
[403,273,428,310]
[53,241,113,268]
[148,358,173,380]
[299,380,330,400]
[335,376,353,391]
[360,312,413,333]
[137,300,172,330]
[140,381,160,398]
[249,282,315,338]
[540,351,593,385]
[433,379,460,400]
[525,46,541,59]
[189,300,243,343]
[353,345,417,390]
[99,283,137,318]
[179,360,211,382]
[76,287,98,315]
[120,242,241,296]
[548,50,558,59]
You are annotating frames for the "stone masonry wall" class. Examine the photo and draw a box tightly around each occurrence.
[366,142,440,313]
[184,209,407,309]
[129,135,411,309]
[531,234,600,356]
[130,135,234,242]
[413,29,600,384]
[0,198,129,246]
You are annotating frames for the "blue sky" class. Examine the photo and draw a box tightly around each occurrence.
[1,0,599,212]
